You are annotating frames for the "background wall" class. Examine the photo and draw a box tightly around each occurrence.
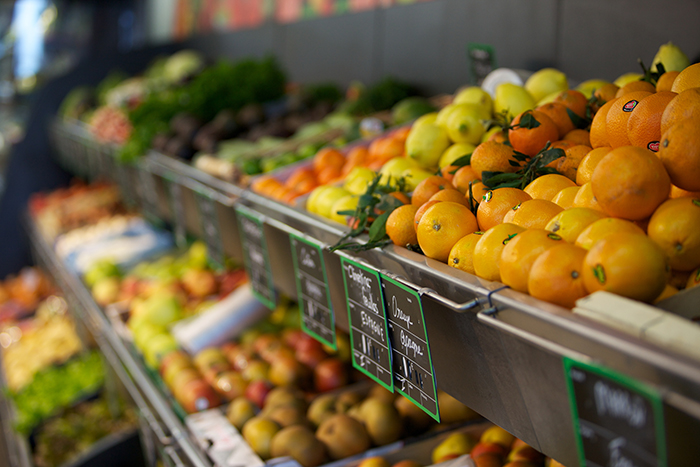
[174,0,700,94]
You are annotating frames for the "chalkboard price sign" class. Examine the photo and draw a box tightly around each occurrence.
[235,205,276,310]
[381,275,440,422]
[467,43,496,85]
[341,257,393,392]
[195,190,226,270]
[290,234,336,350]
[163,174,187,249]
[564,357,667,467]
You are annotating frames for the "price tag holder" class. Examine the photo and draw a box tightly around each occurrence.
[381,275,440,422]
[467,42,496,85]
[137,168,162,226]
[290,234,336,350]
[563,357,667,467]
[162,173,187,249]
[235,204,276,309]
[195,189,226,270]
[340,256,393,392]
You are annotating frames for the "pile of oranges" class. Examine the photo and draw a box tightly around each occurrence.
[382,62,700,309]
[250,128,410,203]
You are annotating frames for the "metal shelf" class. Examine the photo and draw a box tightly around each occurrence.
[48,118,700,466]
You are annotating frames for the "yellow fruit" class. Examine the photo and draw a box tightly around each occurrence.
[402,167,433,191]
[439,142,477,169]
[473,223,526,281]
[525,68,568,102]
[412,112,438,129]
[647,197,700,271]
[503,199,563,229]
[576,79,611,99]
[545,207,607,243]
[431,433,477,465]
[613,72,644,88]
[315,187,352,219]
[575,217,646,250]
[524,174,577,201]
[378,157,419,186]
[406,122,451,169]
[417,202,479,262]
[445,104,486,144]
[652,41,690,73]
[671,62,700,93]
[453,86,493,119]
[500,228,565,292]
[551,186,581,210]
[494,83,536,121]
[448,231,485,275]
[329,195,359,224]
[344,167,377,194]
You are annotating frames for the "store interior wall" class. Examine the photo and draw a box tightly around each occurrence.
[180,0,700,94]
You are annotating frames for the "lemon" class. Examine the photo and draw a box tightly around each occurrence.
[344,167,376,194]
[315,187,352,219]
[329,195,360,224]
[306,186,330,214]
[439,143,476,169]
[494,83,535,120]
[576,79,611,99]
[536,90,561,106]
[652,41,690,73]
[402,167,433,191]
[379,157,420,185]
[405,122,450,169]
[435,104,459,127]
[412,112,439,129]
[525,68,568,102]
[481,126,503,143]
[446,104,485,145]
[453,86,493,119]
[613,72,643,87]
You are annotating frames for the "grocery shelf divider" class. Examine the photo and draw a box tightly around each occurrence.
[24,214,212,467]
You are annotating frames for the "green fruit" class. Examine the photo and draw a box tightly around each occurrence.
[84,259,120,287]
[406,122,450,169]
[141,293,183,327]
[525,68,568,102]
[144,333,178,368]
[652,41,690,73]
[188,241,209,269]
[391,97,437,125]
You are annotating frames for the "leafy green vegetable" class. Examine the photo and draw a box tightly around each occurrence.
[341,77,419,116]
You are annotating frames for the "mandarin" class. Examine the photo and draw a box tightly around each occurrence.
[582,232,668,302]
[591,146,671,220]
[500,229,565,293]
[503,199,563,229]
[627,91,676,152]
[558,145,592,181]
[313,148,345,173]
[411,176,451,207]
[536,102,575,138]
[342,146,370,175]
[524,174,576,201]
[656,71,680,92]
[658,117,700,192]
[429,188,469,206]
[605,91,653,147]
[554,90,588,119]
[545,207,607,243]
[589,98,617,148]
[470,141,519,179]
[614,80,656,97]
[476,188,532,231]
[660,88,700,136]
[528,244,588,309]
[647,197,700,271]
[448,231,485,275]
[572,182,604,212]
[413,200,441,232]
[563,129,591,147]
[551,186,581,209]
[575,147,612,185]
[509,110,559,156]
[451,166,481,194]
[386,205,419,247]
[671,62,700,93]
[473,223,526,282]
[575,217,645,250]
[417,202,479,262]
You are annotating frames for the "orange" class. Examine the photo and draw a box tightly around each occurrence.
[524,174,576,201]
[660,88,700,136]
[536,102,575,138]
[582,232,668,302]
[558,145,591,181]
[413,200,441,232]
[368,136,404,163]
[615,80,656,97]
[572,182,604,212]
[476,188,532,231]
[470,141,519,179]
[589,98,617,148]
[473,223,526,281]
[554,90,588,119]
[653,284,678,303]
[386,205,419,247]
[593,83,620,107]
[468,181,488,206]
[487,129,509,143]
[317,165,342,185]
[605,91,653,147]
[448,231,485,275]
[656,71,680,92]
[647,197,700,271]
[575,217,645,250]
[591,146,671,220]
[659,117,700,192]
[285,167,315,189]
[295,177,318,195]
[417,202,479,262]
[451,166,481,194]
[388,191,410,205]
[252,176,282,195]
[509,110,559,157]
[551,186,580,210]
[563,129,591,147]
[687,268,700,289]
[429,188,469,206]
[411,176,451,207]
[342,146,369,175]
[550,140,577,151]
[528,244,588,309]
[545,207,607,243]
[671,62,700,93]
[439,165,458,183]
[576,147,612,185]
[627,91,676,152]
[500,229,565,293]
[503,199,563,229]
[313,148,345,173]
[670,184,700,199]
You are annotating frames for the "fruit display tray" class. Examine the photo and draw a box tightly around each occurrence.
[48,118,700,466]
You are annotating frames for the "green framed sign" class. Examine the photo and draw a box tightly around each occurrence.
[340,256,393,392]
[290,234,336,350]
[563,357,667,467]
[235,204,276,310]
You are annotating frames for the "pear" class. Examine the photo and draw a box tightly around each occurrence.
[431,432,477,464]
[226,397,258,430]
[652,41,690,73]
[242,416,281,460]
[525,68,568,102]
[316,414,371,460]
[307,394,337,427]
[270,425,328,467]
[359,398,403,446]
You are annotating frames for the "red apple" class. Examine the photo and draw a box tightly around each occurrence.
[474,453,504,467]
[507,445,544,464]
[218,270,246,298]
[296,336,328,368]
[178,379,221,413]
[213,371,249,401]
[245,379,273,408]
[201,359,232,385]
[471,442,508,460]
[281,328,306,350]
[314,358,349,393]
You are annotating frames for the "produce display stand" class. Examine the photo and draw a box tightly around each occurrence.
[44,118,700,467]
